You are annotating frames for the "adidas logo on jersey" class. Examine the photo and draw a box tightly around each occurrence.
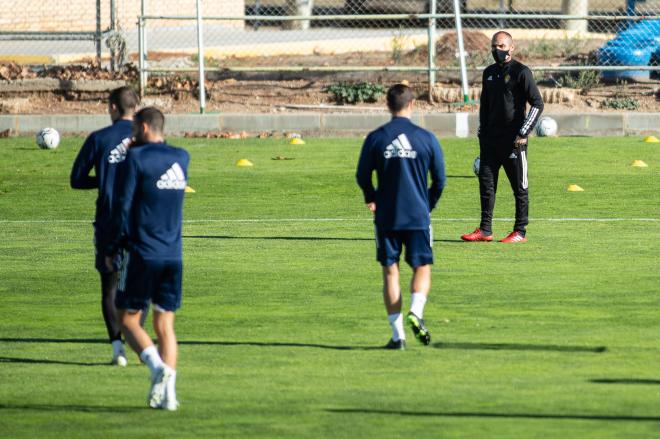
[108,138,131,164]
[156,162,186,190]
[384,134,417,159]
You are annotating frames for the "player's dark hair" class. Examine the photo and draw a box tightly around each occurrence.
[109,86,139,116]
[386,83,414,113]
[134,107,165,133]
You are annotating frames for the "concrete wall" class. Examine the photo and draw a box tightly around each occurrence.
[0,0,244,32]
[0,112,657,137]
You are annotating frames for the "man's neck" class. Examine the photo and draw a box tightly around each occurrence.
[141,135,164,144]
[392,112,411,119]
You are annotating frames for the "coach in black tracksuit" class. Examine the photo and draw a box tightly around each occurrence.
[462,31,543,243]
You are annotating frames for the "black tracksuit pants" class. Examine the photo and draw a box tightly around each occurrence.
[478,136,529,235]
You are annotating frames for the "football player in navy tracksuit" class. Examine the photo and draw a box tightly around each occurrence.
[462,31,544,243]
[106,107,189,411]
[70,86,139,366]
[356,84,446,350]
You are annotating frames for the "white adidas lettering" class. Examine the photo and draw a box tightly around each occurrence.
[108,138,131,164]
[156,162,186,190]
[384,134,417,159]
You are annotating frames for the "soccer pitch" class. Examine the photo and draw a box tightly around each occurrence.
[0,136,658,438]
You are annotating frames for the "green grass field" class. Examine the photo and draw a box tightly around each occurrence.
[0,135,658,438]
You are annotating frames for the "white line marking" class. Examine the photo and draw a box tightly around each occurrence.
[0,218,658,224]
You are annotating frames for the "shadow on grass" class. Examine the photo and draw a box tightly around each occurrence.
[0,337,381,351]
[0,356,107,366]
[0,338,106,344]
[433,341,607,353]
[183,235,373,241]
[590,378,660,385]
[179,340,382,351]
[0,337,608,353]
[0,403,145,413]
[183,235,464,243]
[325,408,660,422]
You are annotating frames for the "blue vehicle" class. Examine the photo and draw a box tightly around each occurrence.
[598,19,660,81]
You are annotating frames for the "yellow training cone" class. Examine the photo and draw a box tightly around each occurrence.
[632,160,648,168]
[290,138,305,145]
[567,184,584,192]
[643,136,659,143]
[236,159,254,167]
[184,186,196,193]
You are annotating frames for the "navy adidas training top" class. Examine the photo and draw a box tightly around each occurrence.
[356,117,446,231]
[70,119,133,238]
[107,142,190,260]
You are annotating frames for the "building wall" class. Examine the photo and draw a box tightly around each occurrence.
[0,0,244,32]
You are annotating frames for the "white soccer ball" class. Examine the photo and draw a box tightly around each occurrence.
[36,127,60,149]
[473,156,480,177]
[535,116,558,137]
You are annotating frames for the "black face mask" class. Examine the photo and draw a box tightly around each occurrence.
[492,48,509,65]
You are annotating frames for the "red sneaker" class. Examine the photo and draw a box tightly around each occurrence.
[461,228,493,242]
[499,231,527,243]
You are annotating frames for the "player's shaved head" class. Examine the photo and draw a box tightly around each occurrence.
[387,83,414,114]
[135,107,165,134]
[492,31,513,44]
[109,86,139,117]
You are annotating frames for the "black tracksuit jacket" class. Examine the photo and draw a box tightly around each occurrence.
[478,59,544,140]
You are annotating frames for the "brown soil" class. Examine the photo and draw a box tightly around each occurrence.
[0,59,657,114]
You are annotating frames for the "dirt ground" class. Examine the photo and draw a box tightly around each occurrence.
[1,32,658,115]
[1,75,657,115]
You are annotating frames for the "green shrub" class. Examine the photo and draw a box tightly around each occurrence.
[601,96,640,110]
[560,70,600,94]
[323,82,386,105]
[601,80,640,110]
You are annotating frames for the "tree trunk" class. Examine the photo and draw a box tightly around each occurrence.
[284,0,314,30]
[561,0,589,33]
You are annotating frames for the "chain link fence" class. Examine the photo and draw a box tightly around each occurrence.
[134,1,659,77]
[0,1,658,85]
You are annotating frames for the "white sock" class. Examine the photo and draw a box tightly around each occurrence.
[387,313,405,342]
[410,292,427,319]
[139,345,164,378]
[111,340,124,356]
[166,369,177,401]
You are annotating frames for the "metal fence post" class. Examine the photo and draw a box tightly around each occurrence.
[138,16,145,98]
[498,0,506,28]
[110,0,117,71]
[141,0,149,97]
[95,0,102,64]
[428,0,437,103]
[453,0,469,103]
[196,0,206,114]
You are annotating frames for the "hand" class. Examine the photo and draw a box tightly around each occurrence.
[514,135,528,147]
[366,202,376,213]
[104,255,115,272]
